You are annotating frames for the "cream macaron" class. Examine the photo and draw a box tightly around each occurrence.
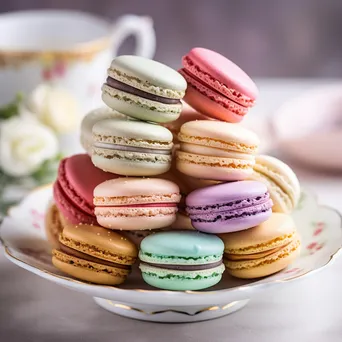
[176,120,260,181]
[250,155,301,213]
[220,213,301,279]
[92,119,174,176]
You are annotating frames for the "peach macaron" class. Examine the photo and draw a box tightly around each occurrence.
[220,213,301,279]
[176,120,259,181]
[94,177,181,230]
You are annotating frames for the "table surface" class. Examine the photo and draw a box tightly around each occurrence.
[1,79,342,341]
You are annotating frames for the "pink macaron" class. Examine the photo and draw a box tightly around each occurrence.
[53,154,116,225]
[179,47,258,123]
[94,177,181,230]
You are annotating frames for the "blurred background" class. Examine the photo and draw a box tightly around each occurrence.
[1,0,342,76]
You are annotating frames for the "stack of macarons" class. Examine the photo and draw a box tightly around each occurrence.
[46,48,301,291]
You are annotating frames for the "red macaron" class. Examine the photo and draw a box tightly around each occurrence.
[53,154,116,225]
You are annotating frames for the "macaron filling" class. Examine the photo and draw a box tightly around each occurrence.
[186,193,273,223]
[139,260,223,271]
[59,243,130,269]
[106,77,181,105]
[139,263,225,280]
[93,141,172,155]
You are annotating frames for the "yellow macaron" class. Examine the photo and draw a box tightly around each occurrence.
[52,223,138,285]
[220,213,300,279]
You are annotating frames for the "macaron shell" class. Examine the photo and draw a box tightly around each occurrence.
[140,231,224,258]
[252,155,301,213]
[176,152,253,181]
[220,213,297,254]
[94,177,180,201]
[186,180,268,206]
[59,154,114,215]
[184,48,258,102]
[179,120,260,149]
[102,85,182,123]
[224,237,301,279]
[181,72,246,123]
[59,224,138,263]
[53,182,96,225]
[91,152,171,176]
[52,250,128,285]
[250,170,292,213]
[140,264,224,290]
[95,207,177,230]
[108,55,187,95]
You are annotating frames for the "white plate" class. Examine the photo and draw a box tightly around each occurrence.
[1,185,341,322]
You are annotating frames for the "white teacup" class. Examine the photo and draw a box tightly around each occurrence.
[0,10,156,110]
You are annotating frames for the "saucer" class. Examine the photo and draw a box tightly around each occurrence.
[0,185,341,322]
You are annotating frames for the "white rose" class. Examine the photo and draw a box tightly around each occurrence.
[26,84,79,134]
[0,117,59,177]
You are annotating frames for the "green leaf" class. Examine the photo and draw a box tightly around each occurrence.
[0,93,24,120]
[31,153,63,184]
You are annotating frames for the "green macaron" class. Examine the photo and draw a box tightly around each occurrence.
[101,55,187,123]
[139,231,225,291]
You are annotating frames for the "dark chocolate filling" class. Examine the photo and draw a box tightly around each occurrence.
[106,77,181,105]
[140,260,223,271]
[59,243,130,270]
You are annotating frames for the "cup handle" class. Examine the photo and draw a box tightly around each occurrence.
[111,15,156,58]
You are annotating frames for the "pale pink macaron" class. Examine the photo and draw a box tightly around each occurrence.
[179,47,258,123]
[94,178,181,230]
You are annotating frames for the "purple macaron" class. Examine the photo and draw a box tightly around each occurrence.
[185,181,273,234]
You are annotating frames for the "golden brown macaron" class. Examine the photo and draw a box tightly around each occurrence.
[45,204,69,249]
[220,213,300,279]
[52,223,138,285]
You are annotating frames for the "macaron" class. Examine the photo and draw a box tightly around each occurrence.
[139,231,225,290]
[186,181,273,234]
[44,203,69,249]
[92,119,173,176]
[176,120,259,181]
[80,107,127,155]
[94,177,181,230]
[179,47,258,122]
[161,102,209,143]
[220,213,301,279]
[52,223,138,285]
[53,154,115,225]
[250,155,301,213]
[102,55,187,123]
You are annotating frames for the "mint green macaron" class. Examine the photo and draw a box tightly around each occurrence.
[102,55,187,123]
[139,231,225,291]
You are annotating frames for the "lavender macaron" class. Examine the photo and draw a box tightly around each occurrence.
[186,181,273,234]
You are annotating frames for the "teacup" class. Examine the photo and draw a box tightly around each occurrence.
[0,10,156,110]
